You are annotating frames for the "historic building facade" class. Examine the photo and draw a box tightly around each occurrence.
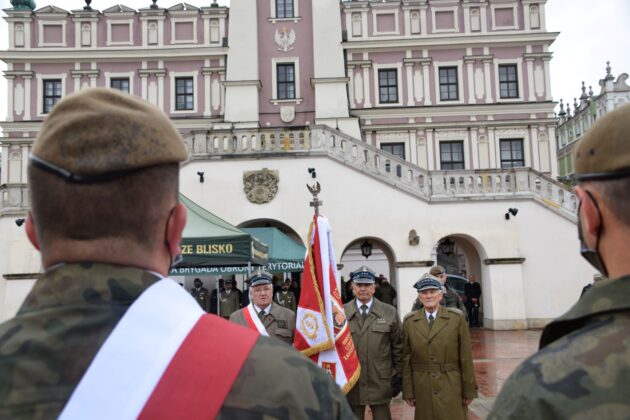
[0,0,594,329]
[555,62,630,181]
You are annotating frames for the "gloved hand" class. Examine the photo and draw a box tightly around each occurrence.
[391,374,402,398]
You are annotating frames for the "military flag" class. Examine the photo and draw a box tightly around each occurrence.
[294,215,360,393]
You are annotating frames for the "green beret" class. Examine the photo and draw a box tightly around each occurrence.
[31,88,188,182]
[574,103,630,182]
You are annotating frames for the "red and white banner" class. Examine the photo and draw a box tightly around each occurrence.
[60,278,257,420]
[294,215,360,393]
[243,303,270,336]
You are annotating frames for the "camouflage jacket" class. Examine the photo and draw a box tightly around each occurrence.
[0,263,354,419]
[489,275,630,419]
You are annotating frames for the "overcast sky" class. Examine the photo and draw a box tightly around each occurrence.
[0,0,629,125]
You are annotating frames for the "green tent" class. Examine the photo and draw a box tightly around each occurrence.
[241,227,306,273]
[170,194,269,276]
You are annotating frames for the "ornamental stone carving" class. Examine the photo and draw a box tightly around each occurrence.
[243,168,279,204]
[274,27,296,53]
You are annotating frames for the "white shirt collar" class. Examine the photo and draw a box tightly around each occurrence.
[356,298,374,313]
[425,308,438,321]
[254,303,271,315]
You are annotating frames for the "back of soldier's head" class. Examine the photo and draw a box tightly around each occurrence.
[574,103,630,227]
[28,88,188,248]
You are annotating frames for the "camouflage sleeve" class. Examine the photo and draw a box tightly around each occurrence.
[220,336,354,419]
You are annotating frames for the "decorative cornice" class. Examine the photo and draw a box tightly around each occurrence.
[0,46,228,61]
[138,68,167,77]
[70,69,100,77]
[484,258,526,265]
[310,77,349,87]
[201,66,226,75]
[222,80,262,88]
[403,57,432,65]
[3,70,34,78]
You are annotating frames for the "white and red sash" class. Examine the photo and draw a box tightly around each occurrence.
[242,303,270,336]
[59,278,258,420]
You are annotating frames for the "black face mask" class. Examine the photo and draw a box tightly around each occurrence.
[577,191,608,277]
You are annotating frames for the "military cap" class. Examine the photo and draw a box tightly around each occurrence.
[30,88,188,183]
[224,278,236,286]
[248,270,273,287]
[429,265,446,276]
[574,103,630,182]
[413,274,442,291]
[350,266,376,284]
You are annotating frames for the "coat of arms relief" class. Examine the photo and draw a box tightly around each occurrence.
[243,169,279,204]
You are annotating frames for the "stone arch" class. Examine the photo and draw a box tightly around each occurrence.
[432,234,488,326]
[339,236,398,308]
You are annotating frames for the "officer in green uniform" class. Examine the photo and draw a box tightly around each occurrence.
[274,277,297,312]
[191,278,210,312]
[411,266,467,322]
[219,278,241,319]
[402,274,477,420]
[344,266,403,420]
[0,88,353,419]
[230,271,296,345]
[489,104,630,419]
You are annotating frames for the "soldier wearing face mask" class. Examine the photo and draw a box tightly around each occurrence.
[490,104,630,419]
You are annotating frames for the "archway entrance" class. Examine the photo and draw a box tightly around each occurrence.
[433,235,486,327]
[340,237,398,308]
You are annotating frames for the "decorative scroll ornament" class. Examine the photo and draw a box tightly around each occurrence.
[243,168,279,204]
[274,27,296,53]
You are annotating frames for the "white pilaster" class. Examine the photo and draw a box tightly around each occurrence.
[348,65,356,108]
[203,59,211,117]
[483,59,493,103]
[427,129,435,170]
[466,59,475,104]
[21,144,29,181]
[6,77,14,122]
[405,63,414,106]
[362,65,371,108]
[543,58,552,101]
[488,127,497,168]
[526,58,535,101]
[471,128,479,169]
[24,74,32,121]
[0,146,8,184]
[422,62,431,106]
[530,126,539,171]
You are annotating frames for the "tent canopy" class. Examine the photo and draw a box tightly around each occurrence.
[241,227,306,273]
[171,194,269,275]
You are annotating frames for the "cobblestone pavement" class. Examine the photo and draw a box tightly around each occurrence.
[363,328,543,419]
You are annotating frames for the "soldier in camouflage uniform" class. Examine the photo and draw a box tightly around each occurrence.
[0,89,353,419]
[489,104,630,419]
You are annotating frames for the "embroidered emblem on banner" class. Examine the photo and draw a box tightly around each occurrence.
[274,27,296,53]
[243,168,279,204]
[300,313,319,340]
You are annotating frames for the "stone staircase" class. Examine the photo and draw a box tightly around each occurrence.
[181,125,578,222]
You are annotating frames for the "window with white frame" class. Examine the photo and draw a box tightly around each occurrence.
[276,0,294,19]
[378,69,398,104]
[500,139,524,168]
[439,67,459,101]
[43,79,62,114]
[440,141,464,169]
[381,142,405,160]
[276,63,296,100]
[498,64,519,99]
[175,77,194,110]
[110,78,130,93]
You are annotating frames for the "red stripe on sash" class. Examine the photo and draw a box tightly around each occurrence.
[138,314,258,419]
[243,305,258,331]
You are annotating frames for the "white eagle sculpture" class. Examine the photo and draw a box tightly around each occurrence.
[274,27,296,53]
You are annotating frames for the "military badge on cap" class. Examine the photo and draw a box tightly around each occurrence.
[248,270,273,287]
[350,266,376,284]
[413,273,442,291]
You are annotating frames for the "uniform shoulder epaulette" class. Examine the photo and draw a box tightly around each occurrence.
[403,311,419,321]
[445,307,465,317]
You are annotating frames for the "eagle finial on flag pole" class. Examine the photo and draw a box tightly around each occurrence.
[307,171,322,216]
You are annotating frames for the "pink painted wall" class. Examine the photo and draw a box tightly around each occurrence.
[257,0,315,127]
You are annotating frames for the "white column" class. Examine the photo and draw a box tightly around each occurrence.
[0,146,8,184]
[409,130,418,165]
[219,71,225,115]
[403,9,410,36]
[525,58,535,101]
[204,60,211,117]
[543,58,552,101]
[74,62,81,91]
[422,62,431,106]
[21,144,29,182]
[90,62,97,88]
[6,77,14,122]
[427,129,435,170]
[471,128,479,169]
[158,74,165,112]
[348,65,356,108]
[24,75,32,121]
[488,127,497,168]
[420,8,427,36]
[362,65,371,108]
[483,59,493,103]
[466,59,475,104]
[530,126,539,170]
[141,75,148,100]
[142,20,148,47]
[548,126,559,176]
[405,63,414,106]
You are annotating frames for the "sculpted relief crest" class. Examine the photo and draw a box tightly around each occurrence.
[274,27,296,52]
[243,168,279,204]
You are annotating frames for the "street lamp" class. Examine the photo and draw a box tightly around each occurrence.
[360,240,373,259]
[439,237,455,256]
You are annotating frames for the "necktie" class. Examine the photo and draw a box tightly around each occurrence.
[361,304,368,318]
[258,310,266,321]
[428,314,435,330]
